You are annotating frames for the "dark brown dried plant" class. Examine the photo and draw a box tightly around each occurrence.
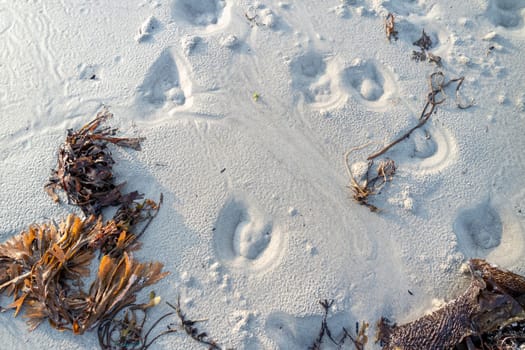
[91,196,163,257]
[413,29,432,50]
[378,259,525,350]
[310,299,368,350]
[167,296,222,350]
[98,295,229,350]
[45,109,145,216]
[0,214,168,334]
[98,293,177,350]
[385,13,398,42]
[344,145,396,212]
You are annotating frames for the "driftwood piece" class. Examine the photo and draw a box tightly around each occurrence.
[377,259,525,350]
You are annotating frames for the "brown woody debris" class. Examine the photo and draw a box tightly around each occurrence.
[377,259,525,349]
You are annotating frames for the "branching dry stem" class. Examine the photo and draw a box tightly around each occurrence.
[346,72,473,211]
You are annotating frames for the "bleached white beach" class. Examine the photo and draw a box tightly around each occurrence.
[1,0,525,348]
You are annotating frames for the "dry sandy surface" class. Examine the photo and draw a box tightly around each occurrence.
[1,0,525,349]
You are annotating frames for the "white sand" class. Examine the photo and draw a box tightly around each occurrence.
[1,0,524,349]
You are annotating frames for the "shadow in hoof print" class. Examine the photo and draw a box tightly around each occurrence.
[454,199,503,258]
[454,197,525,265]
[486,0,525,29]
[171,0,226,27]
[402,123,459,175]
[265,308,351,349]
[213,197,285,272]
[290,50,345,110]
[342,59,396,111]
[136,48,189,111]
[290,51,327,103]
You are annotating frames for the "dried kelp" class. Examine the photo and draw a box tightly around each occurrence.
[0,215,98,308]
[98,295,177,350]
[0,214,168,334]
[413,30,432,51]
[410,30,442,65]
[80,252,168,334]
[377,259,525,350]
[91,195,163,257]
[310,300,337,350]
[345,72,472,211]
[476,320,525,349]
[410,30,443,66]
[45,109,144,216]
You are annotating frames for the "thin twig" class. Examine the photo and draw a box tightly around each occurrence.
[167,297,222,350]
[344,143,373,190]
[367,72,471,161]
[135,193,164,241]
[367,101,434,160]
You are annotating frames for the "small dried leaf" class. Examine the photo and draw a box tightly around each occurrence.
[8,293,27,317]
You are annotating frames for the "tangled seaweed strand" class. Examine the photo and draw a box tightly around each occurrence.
[345,72,473,211]
[91,195,163,258]
[98,294,177,350]
[99,295,228,350]
[46,109,145,216]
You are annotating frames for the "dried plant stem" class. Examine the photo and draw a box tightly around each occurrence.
[367,100,435,160]
[0,271,31,291]
[166,297,222,350]
[135,194,163,241]
[344,143,373,189]
[344,72,472,211]
[367,72,471,161]
[142,311,176,349]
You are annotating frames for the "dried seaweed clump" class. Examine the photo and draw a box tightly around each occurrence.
[0,214,168,334]
[344,149,396,212]
[92,196,163,257]
[45,109,144,216]
[377,259,525,349]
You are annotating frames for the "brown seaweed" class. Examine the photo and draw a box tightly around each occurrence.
[0,214,168,333]
[97,293,177,350]
[45,109,144,216]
